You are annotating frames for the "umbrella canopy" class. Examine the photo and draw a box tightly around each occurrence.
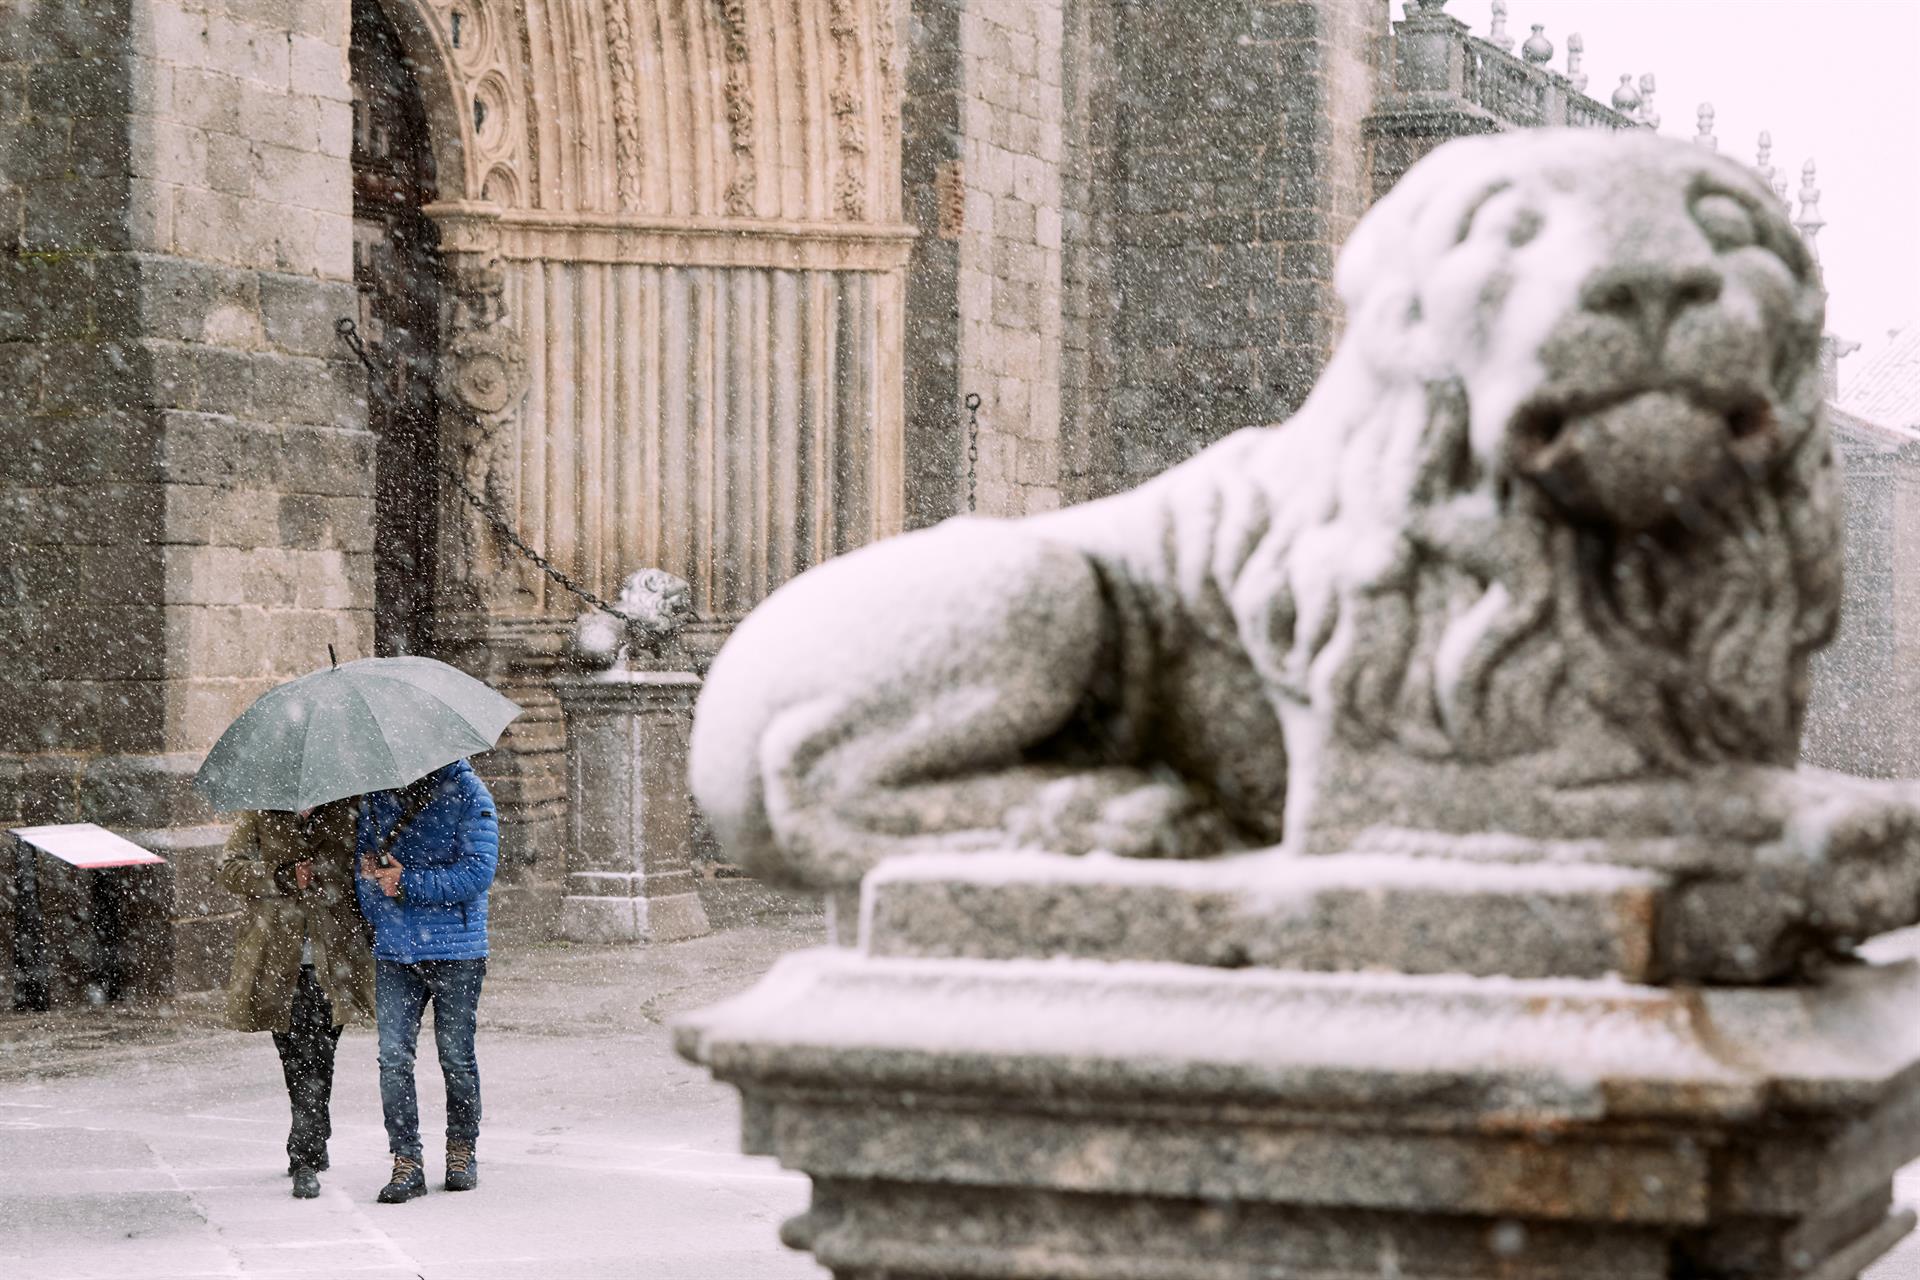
[194,656,523,813]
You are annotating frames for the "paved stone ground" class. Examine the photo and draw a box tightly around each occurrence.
[0,880,829,1280]
[9,882,1920,1279]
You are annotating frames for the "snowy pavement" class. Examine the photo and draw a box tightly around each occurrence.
[0,880,829,1280]
[11,882,1920,1279]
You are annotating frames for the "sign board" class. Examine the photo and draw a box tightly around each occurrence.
[10,824,166,869]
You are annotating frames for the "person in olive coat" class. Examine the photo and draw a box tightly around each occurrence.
[219,798,377,1199]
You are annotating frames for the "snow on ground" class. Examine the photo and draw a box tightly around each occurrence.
[0,881,828,1280]
[11,881,1920,1278]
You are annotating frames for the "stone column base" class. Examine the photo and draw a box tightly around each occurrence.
[680,849,1920,1280]
[557,871,709,944]
[553,671,711,947]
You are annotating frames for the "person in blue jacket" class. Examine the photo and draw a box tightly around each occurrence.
[355,757,499,1204]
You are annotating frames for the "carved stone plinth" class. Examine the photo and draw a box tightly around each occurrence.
[678,851,1920,1280]
[553,672,709,945]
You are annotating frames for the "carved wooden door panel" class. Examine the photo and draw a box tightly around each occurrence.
[350,0,443,657]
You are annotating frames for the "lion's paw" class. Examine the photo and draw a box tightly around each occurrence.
[1008,771,1236,859]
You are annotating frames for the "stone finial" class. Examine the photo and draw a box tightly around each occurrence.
[1610,74,1641,114]
[1755,130,1777,196]
[1488,0,1512,51]
[1405,0,1451,13]
[1521,23,1553,63]
[1566,32,1588,93]
[1796,159,1826,261]
[1636,74,1660,130]
[1693,102,1717,151]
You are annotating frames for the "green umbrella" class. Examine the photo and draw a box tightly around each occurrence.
[194,653,523,813]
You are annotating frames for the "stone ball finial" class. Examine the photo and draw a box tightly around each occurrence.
[1610,74,1641,113]
[570,567,697,670]
[1693,102,1718,151]
[1488,0,1513,51]
[1522,23,1553,63]
[1566,32,1588,93]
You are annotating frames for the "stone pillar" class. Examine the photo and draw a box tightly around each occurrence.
[552,672,709,945]
[0,0,365,998]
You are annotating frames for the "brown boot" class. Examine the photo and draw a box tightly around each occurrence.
[377,1153,426,1204]
[445,1140,478,1192]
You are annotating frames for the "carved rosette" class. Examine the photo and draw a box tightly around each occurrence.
[828,0,867,220]
[716,0,756,217]
[606,2,644,209]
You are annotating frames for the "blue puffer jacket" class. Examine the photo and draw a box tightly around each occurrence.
[354,759,499,963]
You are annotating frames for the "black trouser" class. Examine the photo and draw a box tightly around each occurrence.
[271,966,342,1171]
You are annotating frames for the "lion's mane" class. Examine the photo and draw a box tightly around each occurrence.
[1286,133,1842,780]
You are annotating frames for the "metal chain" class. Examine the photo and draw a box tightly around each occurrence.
[334,317,631,624]
[964,392,981,513]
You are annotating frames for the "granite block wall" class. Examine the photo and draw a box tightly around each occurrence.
[0,0,365,997]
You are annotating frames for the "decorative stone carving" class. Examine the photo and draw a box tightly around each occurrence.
[413,0,534,207]
[688,130,1903,982]
[828,0,869,220]
[441,258,528,423]
[715,0,756,217]
[679,131,1920,1280]
[571,568,697,670]
[605,1,645,210]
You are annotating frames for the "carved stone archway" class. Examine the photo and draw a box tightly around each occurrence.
[362,1,913,898]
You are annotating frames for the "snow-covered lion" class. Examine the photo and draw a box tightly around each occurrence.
[691,130,1839,889]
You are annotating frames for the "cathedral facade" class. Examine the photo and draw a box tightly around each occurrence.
[4,0,1666,993]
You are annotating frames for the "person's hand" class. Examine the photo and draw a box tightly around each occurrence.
[368,856,405,898]
[293,860,313,892]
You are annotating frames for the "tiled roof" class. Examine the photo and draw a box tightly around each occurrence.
[1830,402,1920,455]
[1842,324,1920,430]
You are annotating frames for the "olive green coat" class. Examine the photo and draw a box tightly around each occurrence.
[219,803,377,1033]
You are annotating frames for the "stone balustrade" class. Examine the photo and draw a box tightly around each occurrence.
[1366,1,1641,198]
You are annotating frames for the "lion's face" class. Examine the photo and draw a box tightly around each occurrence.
[1301,132,1842,785]
[620,568,696,631]
[1342,131,1826,530]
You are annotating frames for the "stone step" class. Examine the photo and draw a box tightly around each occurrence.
[861,849,1667,981]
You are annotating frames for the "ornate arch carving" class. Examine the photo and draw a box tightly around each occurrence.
[372,0,536,209]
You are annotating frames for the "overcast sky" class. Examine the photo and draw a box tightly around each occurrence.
[1437,0,1920,364]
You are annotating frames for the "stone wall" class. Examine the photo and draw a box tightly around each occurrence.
[902,0,1067,523]
[1804,414,1920,778]
[906,0,1389,514]
[1061,0,1388,502]
[0,0,364,994]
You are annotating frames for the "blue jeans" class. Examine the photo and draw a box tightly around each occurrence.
[375,957,485,1159]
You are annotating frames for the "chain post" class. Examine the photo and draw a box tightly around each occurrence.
[336,317,632,626]
[963,392,981,514]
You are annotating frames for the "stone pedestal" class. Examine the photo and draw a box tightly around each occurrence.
[678,846,1920,1279]
[552,672,709,945]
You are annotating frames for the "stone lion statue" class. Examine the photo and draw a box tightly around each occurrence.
[572,568,696,669]
[691,130,1849,891]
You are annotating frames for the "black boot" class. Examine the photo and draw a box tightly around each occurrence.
[291,1167,321,1199]
[287,1151,329,1176]
[445,1140,478,1192]
[377,1154,427,1204]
